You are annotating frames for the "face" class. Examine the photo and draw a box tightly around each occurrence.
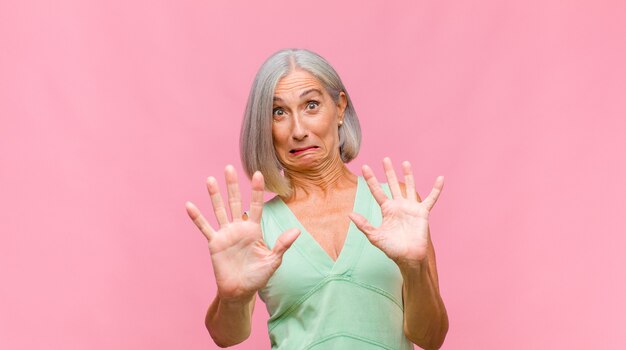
[271,70,347,172]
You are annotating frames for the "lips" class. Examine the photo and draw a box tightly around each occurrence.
[290,146,319,155]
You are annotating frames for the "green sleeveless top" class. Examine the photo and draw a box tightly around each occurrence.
[258,176,413,350]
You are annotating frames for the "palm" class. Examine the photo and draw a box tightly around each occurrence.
[208,221,274,299]
[349,158,443,267]
[186,166,300,302]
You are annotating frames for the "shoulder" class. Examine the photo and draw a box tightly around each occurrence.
[261,195,283,219]
[257,196,285,248]
[263,195,282,207]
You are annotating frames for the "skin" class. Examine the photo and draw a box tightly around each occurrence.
[270,69,356,260]
[186,69,448,349]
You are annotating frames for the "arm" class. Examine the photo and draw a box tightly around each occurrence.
[205,294,255,347]
[186,167,300,348]
[399,227,449,349]
[348,158,449,350]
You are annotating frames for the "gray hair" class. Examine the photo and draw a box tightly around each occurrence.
[239,48,361,196]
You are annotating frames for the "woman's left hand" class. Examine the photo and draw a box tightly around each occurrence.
[349,157,444,269]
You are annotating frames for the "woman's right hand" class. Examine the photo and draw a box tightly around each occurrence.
[185,165,300,303]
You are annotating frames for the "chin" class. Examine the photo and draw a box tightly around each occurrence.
[283,155,325,171]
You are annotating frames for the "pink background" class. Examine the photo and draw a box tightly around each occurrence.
[1,0,625,349]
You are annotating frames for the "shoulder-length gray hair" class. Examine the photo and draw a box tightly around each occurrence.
[240,48,361,196]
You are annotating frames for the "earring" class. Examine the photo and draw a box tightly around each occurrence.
[339,120,343,126]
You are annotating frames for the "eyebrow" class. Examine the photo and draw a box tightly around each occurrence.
[299,88,323,98]
[273,88,323,102]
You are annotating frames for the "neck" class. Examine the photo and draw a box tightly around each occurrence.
[282,154,356,202]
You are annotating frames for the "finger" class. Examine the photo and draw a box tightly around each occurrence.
[348,212,376,237]
[362,164,388,206]
[225,165,243,222]
[402,161,418,201]
[206,176,229,227]
[383,157,403,199]
[185,201,215,241]
[422,176,445,211]
[248,171,265,223]
[271,228,301,258]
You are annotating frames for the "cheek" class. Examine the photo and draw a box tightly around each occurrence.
[271,126,287,148]
[319,119,339,139]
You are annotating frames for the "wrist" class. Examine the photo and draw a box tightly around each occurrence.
[218,292,256,307]
[396,257,429,278]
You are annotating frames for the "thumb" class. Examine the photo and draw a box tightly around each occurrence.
[348,212,376,237]
[272,228,301,258]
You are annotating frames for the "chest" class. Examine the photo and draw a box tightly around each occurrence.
[288,193,355,261]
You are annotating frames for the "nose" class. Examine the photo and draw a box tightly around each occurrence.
[291,114,308,141]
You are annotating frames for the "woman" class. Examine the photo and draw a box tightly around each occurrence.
[185,49,448,349]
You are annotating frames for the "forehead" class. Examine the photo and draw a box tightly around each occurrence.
[274,70,325,98]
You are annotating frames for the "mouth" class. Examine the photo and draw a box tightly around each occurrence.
[289,146,319,155]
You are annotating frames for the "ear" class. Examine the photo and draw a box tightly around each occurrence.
[337,91,348,120]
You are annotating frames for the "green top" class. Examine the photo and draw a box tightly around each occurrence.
[258,176,413,350]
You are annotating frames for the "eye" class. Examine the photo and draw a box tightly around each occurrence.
[306,101,320,110]
[273,107,285,117]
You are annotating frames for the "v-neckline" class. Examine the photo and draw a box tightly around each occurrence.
[274,176,369,275]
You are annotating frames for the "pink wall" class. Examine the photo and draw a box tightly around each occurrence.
[1,0,625,349]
